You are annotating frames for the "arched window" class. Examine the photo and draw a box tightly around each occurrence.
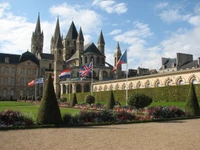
[85,57,87,64]
[97,57,100,64]
[192,79,198,84]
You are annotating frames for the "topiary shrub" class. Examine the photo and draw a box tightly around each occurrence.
[71,93,78,107]
[85,95,95,105]
[128,93,152,109]
[36,73,62,125]
[185,83,200,116]
[107,91,116,109]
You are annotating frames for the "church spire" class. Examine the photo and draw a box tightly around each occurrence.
[65,21,78,39]
[97,30,105,54]
[35,13,41,34]
[77,27,84,41]
[54,16,61,40]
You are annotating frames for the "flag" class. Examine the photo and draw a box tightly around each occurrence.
[35,78,44,84]
[59,68,71,79]
[112,49,127,72]
[79,61,93,77]
[28,79,35,86]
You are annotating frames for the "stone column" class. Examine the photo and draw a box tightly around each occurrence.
[60,84,63,96]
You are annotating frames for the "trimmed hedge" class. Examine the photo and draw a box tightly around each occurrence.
[62,84,200,103]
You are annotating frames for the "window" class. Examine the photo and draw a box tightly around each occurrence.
[20,78,24,85]
[10,89,14,96]
[49,63,52,69]
[4,67,8,74]
[3,89,7,97]
[11,78,15,85]
[5,57,9,63]
[12,68,16,74]
[20,68,24,74]
[33,69,37,75]
[85,57,87,64]
[4,77,8,84]
[97,57,100,64]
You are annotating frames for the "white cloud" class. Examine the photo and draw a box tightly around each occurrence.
[159,9,191,23]
[92,0,127,14]
[108,29,122,35]
[155,2,168,9]
[49,2,102,35]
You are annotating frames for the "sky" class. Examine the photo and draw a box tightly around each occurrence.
[1,0,200,71]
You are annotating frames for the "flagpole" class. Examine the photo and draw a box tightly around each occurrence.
[91,59,93,95]
[126,50,128,106]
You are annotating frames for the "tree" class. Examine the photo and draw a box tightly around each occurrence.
[85,95,95,105]
[185,83,200,116]
[107,91,116,109]
[128,93,152,109]
[71,93,78,107]
[36,73,62,125]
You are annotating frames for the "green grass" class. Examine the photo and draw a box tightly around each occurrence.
[0,101,81,121]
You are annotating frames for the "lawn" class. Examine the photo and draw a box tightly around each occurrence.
[0,101,81,121]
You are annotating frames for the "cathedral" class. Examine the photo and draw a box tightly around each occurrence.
[0,14,123,99]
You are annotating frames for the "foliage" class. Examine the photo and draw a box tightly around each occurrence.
[59,97,67,102]
[71,93,78,107]
[107,91,116,109]
[146,106,186,119]
[63,113,72,124]
[185,83,200,116]
[85,95,95,105]
[0,109,34,127]
[113,110,136,122]
[36,73,62,125]
[36,96,42,101]
[128,93,152,109]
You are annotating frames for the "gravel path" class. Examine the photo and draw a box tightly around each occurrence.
[0,119,200,150]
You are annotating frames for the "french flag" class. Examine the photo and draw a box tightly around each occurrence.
[112,49,127,72]
[59,68,71,79]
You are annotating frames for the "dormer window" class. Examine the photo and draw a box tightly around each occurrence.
[5,57,9,63]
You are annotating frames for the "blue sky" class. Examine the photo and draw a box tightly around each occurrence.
[1,0,200,70]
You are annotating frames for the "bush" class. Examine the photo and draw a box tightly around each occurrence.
[63,113,72,124]
[128,93,152,109]
[85,95,95,105]
[146,106,186,119]
[60,97,67,102]
[36,96,42,101]
[113,111,136,122]
[185,83,200,116]
[107,91,116,109]
[0,109,34,126]
[36,73,62,125]
[71,93,78,107]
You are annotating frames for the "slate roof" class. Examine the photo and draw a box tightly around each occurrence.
[179,60,198,69]
[0,53,20,64]
[65,21,78,39]
[83,43,103,55]
[19,51,39,65]
[40,53,54,60]
[160,58,176,69]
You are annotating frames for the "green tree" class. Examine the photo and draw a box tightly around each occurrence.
[71,93,78,107]
[85,95,95,105]
[107,91,116,109]
[185,83,200,116]
[36,73,62,125]
[128,93,152,109]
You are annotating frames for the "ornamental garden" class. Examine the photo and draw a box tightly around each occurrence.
[0,74,200,129]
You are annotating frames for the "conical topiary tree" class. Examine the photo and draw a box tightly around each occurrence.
[107,90,116,109]
[71,93,78,107]
[36,73,62,125]
[185,83,200,116]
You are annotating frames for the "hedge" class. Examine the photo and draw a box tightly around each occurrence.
[62,84,200,103]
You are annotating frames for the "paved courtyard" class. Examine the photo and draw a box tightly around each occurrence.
[0,119,200,150]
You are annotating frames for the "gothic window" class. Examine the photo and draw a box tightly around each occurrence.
[49,63,51,69]
[67,41,69,46]
[102,58,104,64]
[85,57,87,64]
[177,79,184,85]
[74,41,76,45]
[192,79,198,84]
[71,49,74,55]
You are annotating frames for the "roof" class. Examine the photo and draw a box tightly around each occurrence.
[40,53,54,60]
[83,43,103,55]
[161,58,176,69]
[179,60,198,70]
[0,53,20,64]
[19,51,39,65]
[65,21,78,39]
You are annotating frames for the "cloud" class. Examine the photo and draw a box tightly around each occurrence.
[49,2,102,35]
[155,2,168,9]
[108,29,122,35]
[159,9,191,23]
[92,0,127,14]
